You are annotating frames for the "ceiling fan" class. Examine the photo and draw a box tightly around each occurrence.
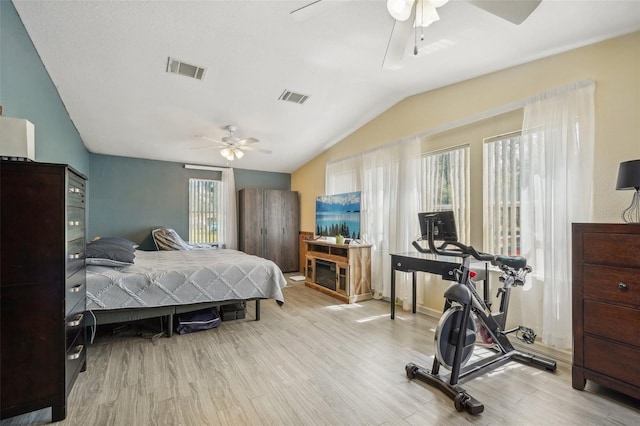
[196,125,271,161]
[290,0,542,70]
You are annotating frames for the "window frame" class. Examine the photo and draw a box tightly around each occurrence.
[420,144,470,243]
[188,178,223,244]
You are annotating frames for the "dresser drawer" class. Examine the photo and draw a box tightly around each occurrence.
[583,264,640,306]
[67,207,85,241]
[66,295,85,326]
[65,301,85,351]
[65,329,86,395]
[584,335,640,387]
[65,311,85,345]
[67,172,86,208]
[584,300,640,347]
[583,232,640,268]
[67,238,85,276]
[66,269,86,314]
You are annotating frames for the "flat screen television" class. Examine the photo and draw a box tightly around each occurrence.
[315,191,361,239]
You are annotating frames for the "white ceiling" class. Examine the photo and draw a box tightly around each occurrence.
[13,0,640,173]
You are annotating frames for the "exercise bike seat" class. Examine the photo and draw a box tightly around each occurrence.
[493,255,527,270]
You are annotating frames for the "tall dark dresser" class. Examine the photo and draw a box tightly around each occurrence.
[572,222,640,401]
[1,161,87,422]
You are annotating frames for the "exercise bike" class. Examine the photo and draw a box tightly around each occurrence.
[406,212,556,415]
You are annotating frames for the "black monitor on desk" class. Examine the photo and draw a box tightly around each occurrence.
[418,211,458,242]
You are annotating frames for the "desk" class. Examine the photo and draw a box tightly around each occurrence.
[390,252,487,319]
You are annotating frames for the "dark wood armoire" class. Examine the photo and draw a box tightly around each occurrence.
[238,189,300,272]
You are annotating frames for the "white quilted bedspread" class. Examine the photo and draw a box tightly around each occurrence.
[86,249,287,310]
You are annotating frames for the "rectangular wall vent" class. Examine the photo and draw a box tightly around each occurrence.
[278,90,310,105]
[167,57,206,80]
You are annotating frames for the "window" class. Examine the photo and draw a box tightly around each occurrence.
[421,146,470,242]
[483,131,521,256]
[188,178,222,244]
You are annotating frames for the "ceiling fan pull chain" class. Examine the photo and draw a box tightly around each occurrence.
[414,4,418,56]
[414,0,423,55]
[421,0,425,41]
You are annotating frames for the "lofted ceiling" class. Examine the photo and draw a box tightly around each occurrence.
[12,0,640,173]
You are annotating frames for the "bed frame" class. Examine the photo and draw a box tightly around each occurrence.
[91,299,262,337]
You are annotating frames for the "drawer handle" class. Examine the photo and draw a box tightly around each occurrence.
[68,345,83,360]
[67,313,84,327]
[69,187,83,194]
[618,282,628,290]
[69,252,83,260]
[70,283,84,293]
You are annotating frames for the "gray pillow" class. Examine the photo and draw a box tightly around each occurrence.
[85,257,134,267]
[86,237,136,265]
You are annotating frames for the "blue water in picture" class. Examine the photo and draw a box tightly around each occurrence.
[315,191,361,238]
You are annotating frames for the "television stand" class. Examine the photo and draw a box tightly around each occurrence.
[304,240,372,303]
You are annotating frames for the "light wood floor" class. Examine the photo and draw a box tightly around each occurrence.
[3,278,639,425]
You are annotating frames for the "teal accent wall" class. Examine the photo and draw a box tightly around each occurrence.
[235,169,292,191]
[0,1,89,175]
[89,154,291,250]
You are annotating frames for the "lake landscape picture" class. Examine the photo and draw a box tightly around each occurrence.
[315,191,361,239]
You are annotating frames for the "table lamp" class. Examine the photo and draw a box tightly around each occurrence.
[616,159,640,223]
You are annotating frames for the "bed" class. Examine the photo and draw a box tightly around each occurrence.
[86,247,287,337]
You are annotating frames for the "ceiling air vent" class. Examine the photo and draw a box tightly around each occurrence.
[167,57,206,80]
[278,90,310,105]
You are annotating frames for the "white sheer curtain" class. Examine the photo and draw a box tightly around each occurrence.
[520,81,595,349]
[483,132,522,256]
[422,146,470,242]
[326,138,422,300]
[221,167,238,249]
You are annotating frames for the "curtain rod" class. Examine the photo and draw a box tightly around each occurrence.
[184,164,230,171]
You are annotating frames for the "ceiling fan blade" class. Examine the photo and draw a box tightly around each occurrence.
[198,135,223,144]
[382,10,415,70]
[189,144,228,150]
[290,0,323,21]
[241,146,272,154]
[237,137,260,146]
[468,0,542,25]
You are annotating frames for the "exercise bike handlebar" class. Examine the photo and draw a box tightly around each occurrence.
[413,219,528,270]
[412,238,495,262]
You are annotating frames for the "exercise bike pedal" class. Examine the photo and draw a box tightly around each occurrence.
[454,392,484,414]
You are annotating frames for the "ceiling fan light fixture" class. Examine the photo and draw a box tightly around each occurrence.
[415,0,440,28]
[387,0,414,22]
[221,147,234,161]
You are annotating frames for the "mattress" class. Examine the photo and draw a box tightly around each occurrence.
[86,249,286,311]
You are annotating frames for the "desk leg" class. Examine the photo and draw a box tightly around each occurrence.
[412,271,417,314]
[391,268,396,320]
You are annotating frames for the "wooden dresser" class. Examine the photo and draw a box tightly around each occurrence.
[572,223,640,400]
[1,161,87,422]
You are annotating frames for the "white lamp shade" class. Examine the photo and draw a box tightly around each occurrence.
[221,147,233,160]
[387,0,415,21]
[0,116,35,161]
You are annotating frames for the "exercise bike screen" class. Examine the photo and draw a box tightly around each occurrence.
[418,211,458,242]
